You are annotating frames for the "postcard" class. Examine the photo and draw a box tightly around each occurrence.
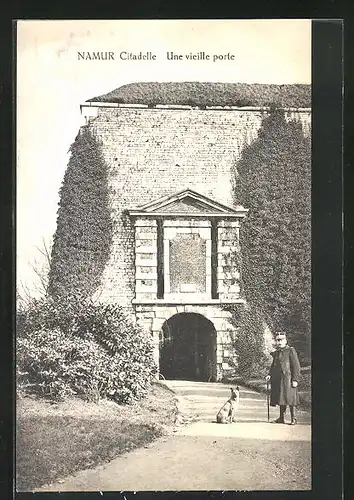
[15,19,340,494]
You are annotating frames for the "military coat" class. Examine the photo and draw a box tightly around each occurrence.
[269,345,301,406]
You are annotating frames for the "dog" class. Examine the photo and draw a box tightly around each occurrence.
[216,387,240,424]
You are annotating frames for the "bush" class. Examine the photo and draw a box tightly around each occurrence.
[16,297,157,403]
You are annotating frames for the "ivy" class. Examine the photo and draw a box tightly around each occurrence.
[233,108,311,364]
[47,125,113,301]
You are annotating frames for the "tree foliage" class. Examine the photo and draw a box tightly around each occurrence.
[234,109,311,363]
[47,125,113,301]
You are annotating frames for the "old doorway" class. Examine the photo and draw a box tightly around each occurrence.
[159,313,217,381]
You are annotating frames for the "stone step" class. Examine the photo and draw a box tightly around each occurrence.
[182,401,269,408]
[181,396,268,403]
[182,402,268,410]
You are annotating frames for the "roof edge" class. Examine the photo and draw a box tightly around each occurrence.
[80,102,311,112]
[87,82,311,108]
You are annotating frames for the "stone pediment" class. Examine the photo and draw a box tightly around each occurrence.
[128,189,248,218]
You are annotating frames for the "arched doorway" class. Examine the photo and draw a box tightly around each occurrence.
[159,313,217,381]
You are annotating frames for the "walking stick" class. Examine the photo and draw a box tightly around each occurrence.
[266,380,270,422]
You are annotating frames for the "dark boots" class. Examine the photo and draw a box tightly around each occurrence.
[273,405,286,423]
[273,405,297,424]
[290,405,297,425]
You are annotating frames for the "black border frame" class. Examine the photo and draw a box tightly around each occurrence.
[311,19,343,499]
[0,16,343,500]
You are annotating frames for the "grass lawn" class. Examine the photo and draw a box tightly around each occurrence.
[16,382,177,491]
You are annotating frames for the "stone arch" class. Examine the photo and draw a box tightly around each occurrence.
[159,312,217,381]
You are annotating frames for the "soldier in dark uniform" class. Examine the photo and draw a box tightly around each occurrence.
[265,332,301,425]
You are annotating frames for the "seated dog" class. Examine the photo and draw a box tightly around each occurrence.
[216,387,240,424]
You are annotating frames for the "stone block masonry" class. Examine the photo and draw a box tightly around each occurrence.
[79,102,311,378]
[89,105,310,310]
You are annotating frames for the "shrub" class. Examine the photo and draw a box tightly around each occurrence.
[16,297,157,403]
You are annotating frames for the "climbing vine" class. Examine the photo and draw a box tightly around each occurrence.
[48,125,113,301]
[232,108,311,364]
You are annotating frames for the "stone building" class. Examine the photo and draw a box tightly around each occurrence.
[80,82,311,381]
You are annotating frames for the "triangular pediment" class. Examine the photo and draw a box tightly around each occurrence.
[128,189,248,217]
[154,198,219,214]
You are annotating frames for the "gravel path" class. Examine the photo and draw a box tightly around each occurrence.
[37,381,311,491]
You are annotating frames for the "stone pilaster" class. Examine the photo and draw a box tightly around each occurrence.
[217,220,241,300]
[134,219,158,301]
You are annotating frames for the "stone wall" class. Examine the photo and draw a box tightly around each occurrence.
[78,103,311,377]
[83,104,311,312]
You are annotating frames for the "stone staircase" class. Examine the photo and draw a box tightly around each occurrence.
[162,380,311,426]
